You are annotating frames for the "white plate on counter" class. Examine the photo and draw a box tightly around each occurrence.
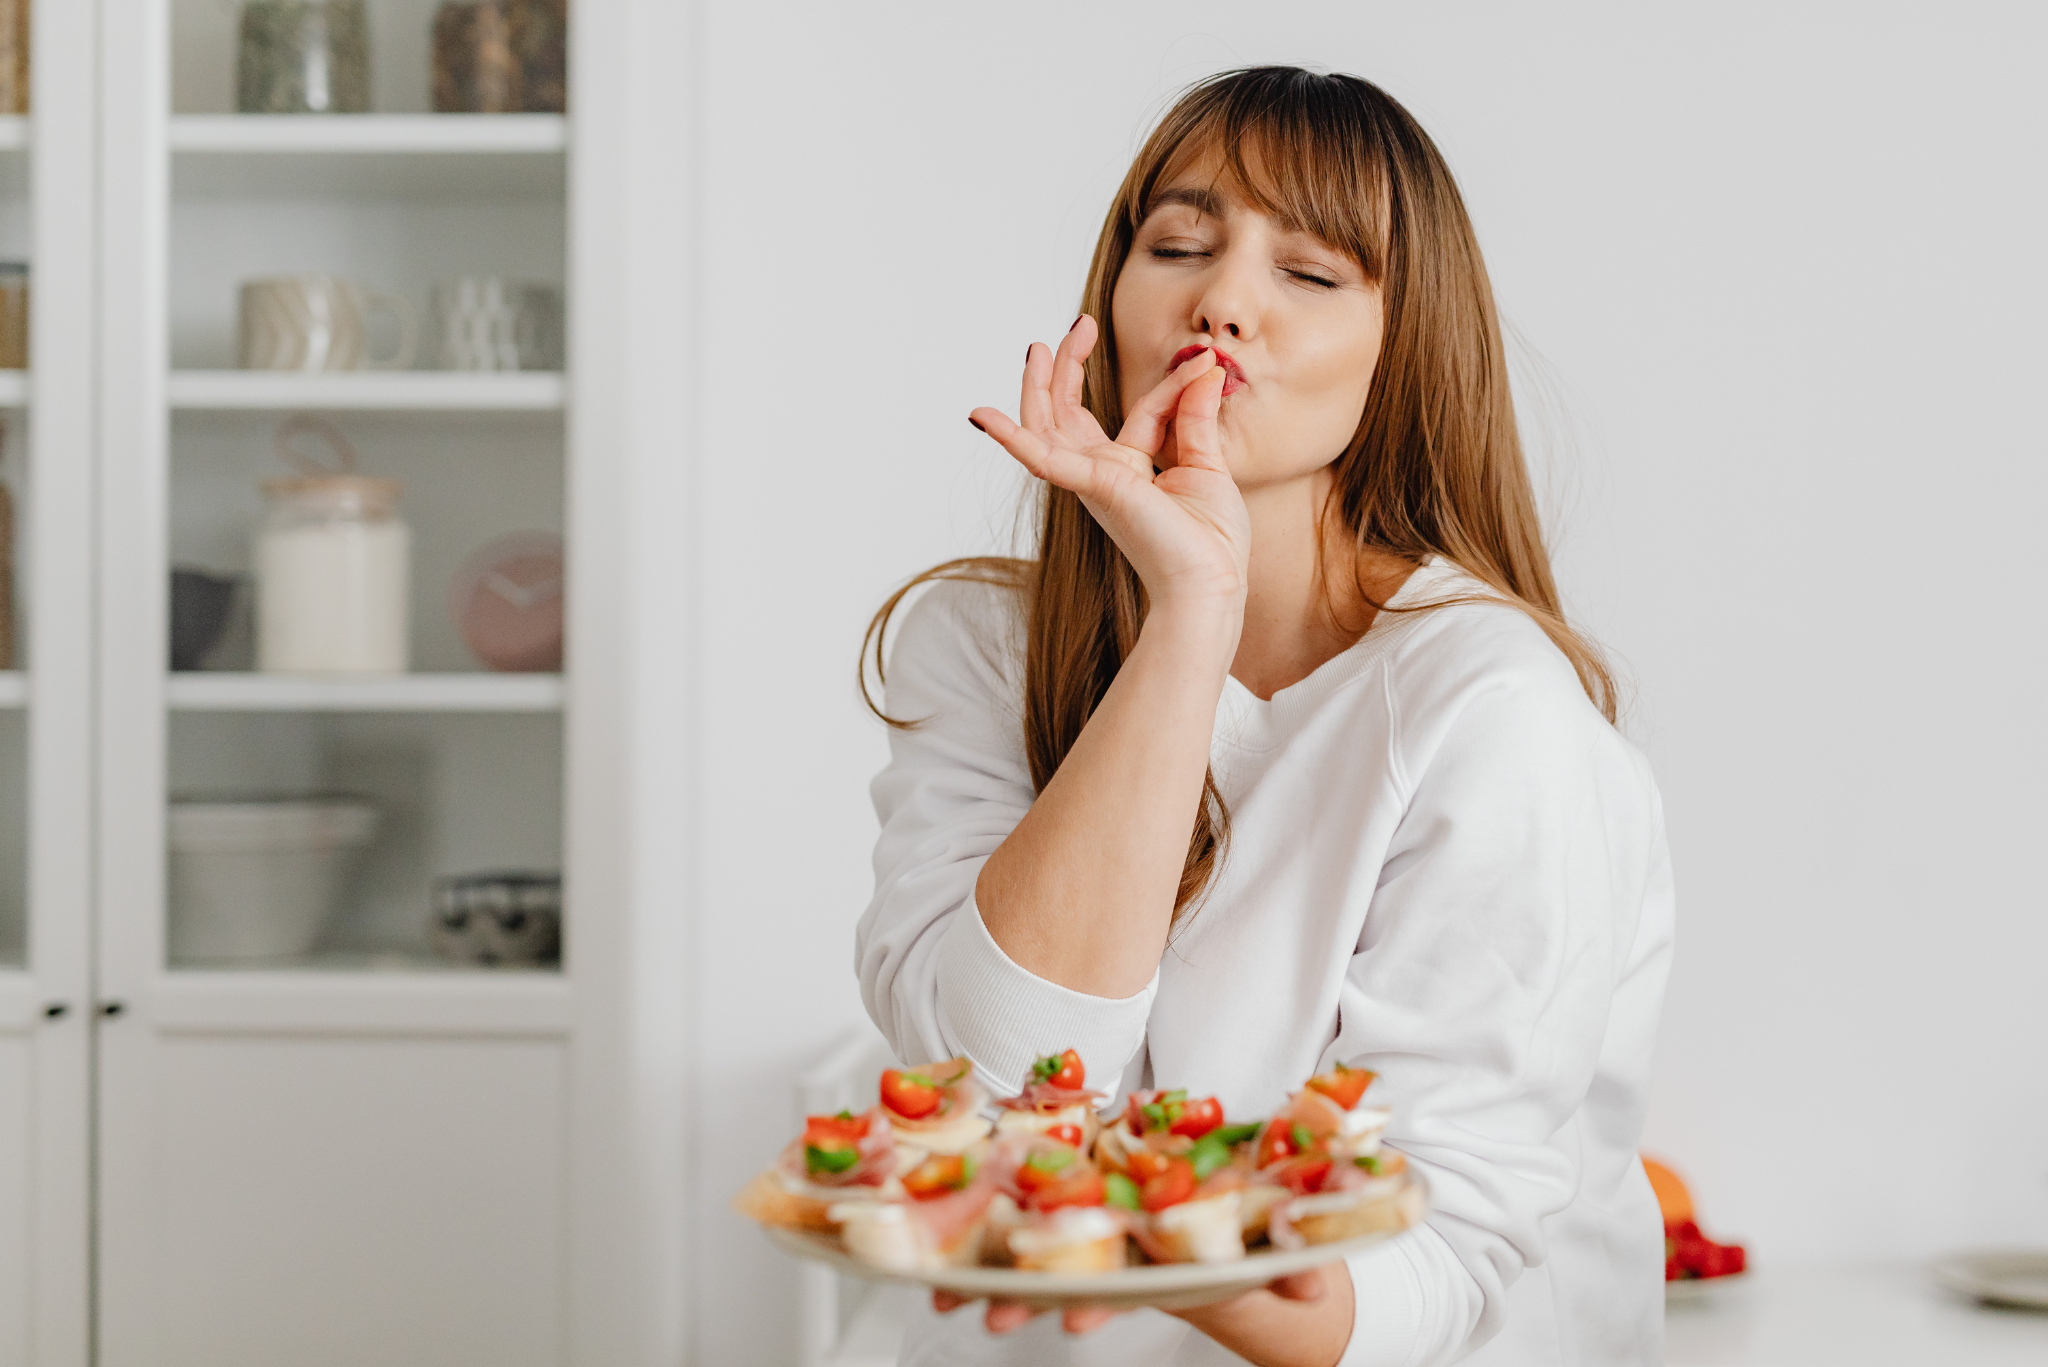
[1929,1248,2048,1309]
[763,1176,1428,1312]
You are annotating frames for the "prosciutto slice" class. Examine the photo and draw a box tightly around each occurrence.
[995,1081,1102,1114]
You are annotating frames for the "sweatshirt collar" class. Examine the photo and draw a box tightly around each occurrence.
[1214,555,1473,752]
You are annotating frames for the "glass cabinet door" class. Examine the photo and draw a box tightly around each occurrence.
[153,0,569,977]
[94,7,577,1365]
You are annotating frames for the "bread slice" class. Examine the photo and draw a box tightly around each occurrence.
[732,1170,838,1234]
[1288,1179,1424,1245]
[1008,1207,1127,1272]
[1147,1191,1246,1263]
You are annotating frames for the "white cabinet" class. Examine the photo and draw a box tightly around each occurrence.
[1,2,690,1363]
[3,0,105,1361]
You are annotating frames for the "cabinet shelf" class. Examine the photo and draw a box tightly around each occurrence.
[167,673,565,712]
[171,115,566,198]
[0,671,22,707]
[149,965,571,1036]
[168,370,565,411]
[171,114,567,155]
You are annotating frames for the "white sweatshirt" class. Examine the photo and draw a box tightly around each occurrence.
[856,557,1674,1367]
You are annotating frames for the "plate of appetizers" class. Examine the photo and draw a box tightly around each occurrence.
[736,1048,1429,1311]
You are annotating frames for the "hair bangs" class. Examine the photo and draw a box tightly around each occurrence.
[1132,69,1391,281]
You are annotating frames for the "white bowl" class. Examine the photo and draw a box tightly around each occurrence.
[167,798,378,963]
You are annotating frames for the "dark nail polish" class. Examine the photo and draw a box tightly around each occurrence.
[1070,315,1083,332]
[1025,345,1033,365]
[969,417,986,432]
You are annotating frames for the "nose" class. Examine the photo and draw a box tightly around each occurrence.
[1192,242,1263,345]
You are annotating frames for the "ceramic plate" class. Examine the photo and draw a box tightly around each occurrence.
[763,1176,1428,1312]
[1929,1248,2048,1309]
[1664,1271,1746,1302]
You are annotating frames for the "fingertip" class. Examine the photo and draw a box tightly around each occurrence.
[985,1302,1034,1335]
[968,415,986,433]
[1064,1306,1116,1335]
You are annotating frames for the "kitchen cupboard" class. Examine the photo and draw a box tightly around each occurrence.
[5,2,692,1363]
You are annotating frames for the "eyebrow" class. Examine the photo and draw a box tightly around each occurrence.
[1143,183,1312,240]
[1146,186,1226,219]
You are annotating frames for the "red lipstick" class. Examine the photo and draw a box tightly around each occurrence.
[1168,344,1247,396]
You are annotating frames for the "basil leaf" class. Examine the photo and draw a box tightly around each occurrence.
[834,1109,854,1121]
[806,1144,859,1176]
[1354,1153,1381,1174]
[1291,1122,1314,1153]
[1025,1147,1075,1174]
[1161,1089,1188,1104]
[1142,1102,1169,1130]
[1032,1055,1059,1082]
[1104,1172,1142,1210]
[1214,1122,1262,1147]
[1190,1134,1233,1181]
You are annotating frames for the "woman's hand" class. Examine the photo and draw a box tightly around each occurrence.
[930,1287,1119,1337]
[1169,1265,1354,1367]
[930,1265,1347,1365]
[970,316,1250,618]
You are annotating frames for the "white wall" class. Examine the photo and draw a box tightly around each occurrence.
[686,3,2048,1362]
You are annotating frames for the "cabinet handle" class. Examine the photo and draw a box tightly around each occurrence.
[43,1002,69,1019]
[97,1001,125,1018]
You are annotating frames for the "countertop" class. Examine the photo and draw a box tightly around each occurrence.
[1664,1263,2048,1366]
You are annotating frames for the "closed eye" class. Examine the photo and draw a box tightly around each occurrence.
[1285,268,1340,289]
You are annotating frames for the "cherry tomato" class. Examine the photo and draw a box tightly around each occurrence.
[902,1153,968,1200]
[1029,1166,1106,1211]
[804,1112,869,1148]
[1275,1156,1333,1195]
[879,1069,943,1120]
[1044,1123,1084,1148]
[1254,1120,1294,1170]
[1126,1149,1173,1184]
[1031,1048,1085,1091]
[1140,1157,1198,1212]
[1169,1096,1224,1138]
[1306,1064,1376,1110]
[1016,1147,1076,1196]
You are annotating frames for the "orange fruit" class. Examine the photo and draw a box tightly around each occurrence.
[1642,1156,1693,1225]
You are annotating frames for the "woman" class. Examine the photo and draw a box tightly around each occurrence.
[856,67,1672,1367]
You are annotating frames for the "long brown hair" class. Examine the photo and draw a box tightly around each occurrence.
[863,67,1616,922]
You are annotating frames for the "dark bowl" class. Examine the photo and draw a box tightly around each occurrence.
[169,568,240,671]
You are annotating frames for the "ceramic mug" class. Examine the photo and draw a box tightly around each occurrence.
[431,276,561,371]
[239,275,417,371]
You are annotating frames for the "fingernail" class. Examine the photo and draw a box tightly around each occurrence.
[1070,315,1083,332]
[1024,344,1034,365]
[969,417,986,432]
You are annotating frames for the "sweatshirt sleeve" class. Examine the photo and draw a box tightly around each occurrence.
[1331,635,1663,1367]
[855,581,1157,1093]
